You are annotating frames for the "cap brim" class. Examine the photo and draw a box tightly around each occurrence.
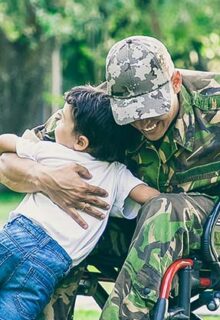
[110,82,172,125]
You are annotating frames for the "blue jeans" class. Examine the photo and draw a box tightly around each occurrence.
[0,215,72,320]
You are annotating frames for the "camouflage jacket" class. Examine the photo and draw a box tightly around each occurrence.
[127,70,220,196]
[34,70,220,196]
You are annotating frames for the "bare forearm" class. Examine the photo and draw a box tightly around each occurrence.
[129,184,160,204]
[0,153,41,193]
[0,134,18,155]
[0,152,109,228]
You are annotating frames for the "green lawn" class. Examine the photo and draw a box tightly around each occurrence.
[73,311,217,319]
[74,310,101,320]
[0,191,24,225]
[0,192,219,320]
[73,312,220,320]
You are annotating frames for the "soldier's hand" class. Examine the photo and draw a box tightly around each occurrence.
[38,163,109,229]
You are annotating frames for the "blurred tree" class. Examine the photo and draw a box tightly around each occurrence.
[62,0,220,89]
[0,0,53,134]
[0,0,220,135]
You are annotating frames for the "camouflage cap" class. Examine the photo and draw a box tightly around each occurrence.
[106,36,175,125]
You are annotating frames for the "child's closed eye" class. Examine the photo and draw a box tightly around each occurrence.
[55,110,63,121]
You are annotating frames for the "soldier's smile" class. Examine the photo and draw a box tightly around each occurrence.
[131,97,180,141]
[141,120,163,140]
[143,123,158,132]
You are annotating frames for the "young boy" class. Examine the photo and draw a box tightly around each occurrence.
[0,85,159,319]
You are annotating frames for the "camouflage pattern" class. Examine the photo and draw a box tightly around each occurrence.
[38,217,135,320]
[106,36,174,125]
[33,111,58,141]
[32,69,220,319]
[38,263,86,320]
[127,70,220,195]
[100,193,215,320]
[99,70,220,319]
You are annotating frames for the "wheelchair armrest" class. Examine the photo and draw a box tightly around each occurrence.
[201,202,220,263]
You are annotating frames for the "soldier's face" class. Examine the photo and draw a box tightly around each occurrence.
[131,99,179,141]
[131,72,182,141]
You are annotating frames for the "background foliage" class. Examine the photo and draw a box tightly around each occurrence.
[0,0,220,135]
[0,1,220,316]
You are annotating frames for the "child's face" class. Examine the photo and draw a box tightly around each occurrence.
[55,103,77,148]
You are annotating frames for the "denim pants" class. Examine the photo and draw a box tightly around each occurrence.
[0,215,72,320]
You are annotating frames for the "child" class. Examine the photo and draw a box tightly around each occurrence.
[0,85,159,319]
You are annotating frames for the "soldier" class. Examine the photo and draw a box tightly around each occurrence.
[100,35,220,319]
[1,35,220,319]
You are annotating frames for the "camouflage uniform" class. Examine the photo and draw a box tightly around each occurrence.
[100,73,220,320]
[35,70,220,320]
[37,36,220,319]
[100,37,220,319]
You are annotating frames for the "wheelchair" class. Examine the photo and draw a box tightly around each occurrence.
[78,202,220,319]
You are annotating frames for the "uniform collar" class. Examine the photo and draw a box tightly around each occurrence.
[173,85,195,152]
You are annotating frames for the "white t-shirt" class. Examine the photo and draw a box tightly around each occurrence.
[10,138,143,266]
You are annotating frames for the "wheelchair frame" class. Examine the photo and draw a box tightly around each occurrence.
[78,202,220,319]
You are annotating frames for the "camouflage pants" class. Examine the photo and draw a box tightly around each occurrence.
[100,193,216,320]
[40,193,215,320]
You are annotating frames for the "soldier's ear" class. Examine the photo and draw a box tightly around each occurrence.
[171,70,182,94]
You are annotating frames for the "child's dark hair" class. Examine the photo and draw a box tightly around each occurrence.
[65,85,139,162]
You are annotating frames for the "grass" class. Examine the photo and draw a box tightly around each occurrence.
[73,312,218,319]
[0,191,24,224]
[0,192,220,320]
[73,312,220,319]
[74,310,101,320]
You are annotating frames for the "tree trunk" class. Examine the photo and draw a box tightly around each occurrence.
[51,45,62,113]
[0,31,53,135]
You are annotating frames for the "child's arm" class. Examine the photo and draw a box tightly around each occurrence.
[129,183,160,205]
[0,134,19,155]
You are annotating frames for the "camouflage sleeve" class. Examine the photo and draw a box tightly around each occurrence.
[32,111,60,142]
